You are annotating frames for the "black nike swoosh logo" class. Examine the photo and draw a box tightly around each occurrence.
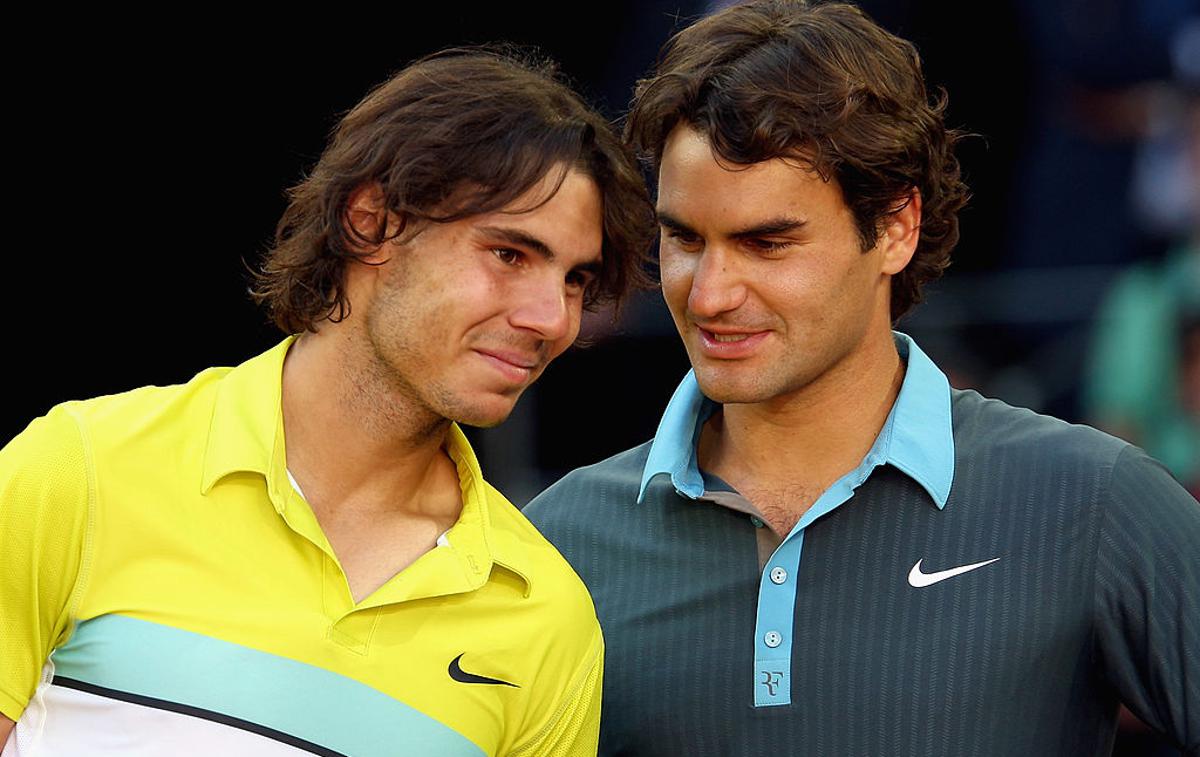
[448,654,519,688]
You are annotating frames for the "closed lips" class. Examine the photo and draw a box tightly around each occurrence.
[476,349,538,369]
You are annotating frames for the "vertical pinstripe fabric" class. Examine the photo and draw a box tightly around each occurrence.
[1094,446,1200,750]
[524,389,1200,756]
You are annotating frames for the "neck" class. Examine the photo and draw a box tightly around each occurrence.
[280,327,458,518]
[700,327,904,497]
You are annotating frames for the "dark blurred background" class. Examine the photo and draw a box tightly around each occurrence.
[13,1,1196,497]
[8,2,1198,753]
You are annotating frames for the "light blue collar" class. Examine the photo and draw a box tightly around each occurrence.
[636,332,955,508]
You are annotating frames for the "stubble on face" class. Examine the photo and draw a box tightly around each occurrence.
[352,259,455,441]
[357,246,518,436]
[336,167,602,436]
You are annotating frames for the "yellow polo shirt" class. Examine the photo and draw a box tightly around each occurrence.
[0,338,602,756]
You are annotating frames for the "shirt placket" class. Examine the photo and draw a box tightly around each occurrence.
[750,454,884,708]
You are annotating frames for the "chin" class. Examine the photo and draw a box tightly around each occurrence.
[444,394,521,429]
[693,364,810,406]
[693,374,761,405]
[689,359,749,399]
[455,414,509,430]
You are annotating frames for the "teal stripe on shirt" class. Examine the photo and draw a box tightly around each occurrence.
[50,614,484,757]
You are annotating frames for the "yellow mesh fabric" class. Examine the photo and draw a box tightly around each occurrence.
[509,640,603,757]
[0,407,90,719]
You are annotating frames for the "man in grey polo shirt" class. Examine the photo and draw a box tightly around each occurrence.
[523,2,1200,755]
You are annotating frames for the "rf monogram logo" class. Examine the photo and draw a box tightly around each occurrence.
[761,671,784,696]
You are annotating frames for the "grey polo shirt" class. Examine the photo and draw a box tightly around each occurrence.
[525,334,1200,756]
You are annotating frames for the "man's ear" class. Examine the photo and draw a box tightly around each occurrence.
[879,188,922,276]
[344,183,404,262]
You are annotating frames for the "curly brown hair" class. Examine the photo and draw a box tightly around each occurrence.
[626,1,969,321]
[253,47,656,334]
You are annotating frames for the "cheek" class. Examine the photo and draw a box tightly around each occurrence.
[658,250,694,313]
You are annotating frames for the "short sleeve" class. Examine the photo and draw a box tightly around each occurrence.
[0,406,91,720]
[509,632,603,757]
[1092,444,1200,753]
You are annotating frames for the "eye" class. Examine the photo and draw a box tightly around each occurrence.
[565,269,596,295]
[492,247,524,265]
[663,229,703,251]
[744,238,791,255]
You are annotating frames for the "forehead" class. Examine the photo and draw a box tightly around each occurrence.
[657,126,845,228]
[488,168,604,255]
[496,165,594,212]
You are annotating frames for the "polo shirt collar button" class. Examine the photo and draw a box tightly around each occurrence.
[764,631,783,648]
[769,567,788,584]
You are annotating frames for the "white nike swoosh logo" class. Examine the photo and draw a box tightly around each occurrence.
[907,557,1000,588]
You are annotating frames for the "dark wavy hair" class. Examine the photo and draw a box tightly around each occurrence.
[626,1,969,321]
[253,47,656,334]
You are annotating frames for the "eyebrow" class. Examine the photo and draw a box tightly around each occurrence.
[478,226,556,260]
[657,211,807,239]
[656,212,696,236]
[477,225,603,274]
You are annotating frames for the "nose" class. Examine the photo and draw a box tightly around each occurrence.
[687,246,746,319]
[509,275,574,343]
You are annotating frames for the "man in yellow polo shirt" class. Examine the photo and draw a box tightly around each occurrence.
[0,48,654,756]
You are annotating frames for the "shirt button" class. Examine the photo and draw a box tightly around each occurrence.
[769,566,788,584]
[750,516,765,528]
[764,631,782,648]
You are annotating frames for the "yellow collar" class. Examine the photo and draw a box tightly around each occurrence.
[199,337,531,602]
